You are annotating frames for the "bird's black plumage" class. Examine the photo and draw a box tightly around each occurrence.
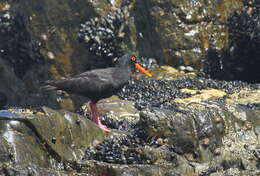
[41,54,151,133]
[42,54,135,102]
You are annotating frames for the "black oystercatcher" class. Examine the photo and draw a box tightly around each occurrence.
[41,54,152,133]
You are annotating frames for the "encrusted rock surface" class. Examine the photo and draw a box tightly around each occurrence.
[0,0,259,175]
[0,107,104,171]
[0,66,259,175]
[0,0,254,109]
[79,66,260,176]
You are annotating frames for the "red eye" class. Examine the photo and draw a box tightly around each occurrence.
[131,56,137,62]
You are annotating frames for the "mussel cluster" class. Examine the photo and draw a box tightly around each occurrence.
[84,129,146,164]
[84,74,259,164]
[83,122,169,164]
[0,8,42,78]
[0,6,12,32]
[228,0,260,42]
[204,0,260,83]
[78,2,132,59]
[82,1,260,163]
[118,76,258,110]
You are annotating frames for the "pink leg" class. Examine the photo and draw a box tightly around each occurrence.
[89,102,110,133]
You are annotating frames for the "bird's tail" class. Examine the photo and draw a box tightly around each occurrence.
[40,85,57,91]
[40,80,57,91]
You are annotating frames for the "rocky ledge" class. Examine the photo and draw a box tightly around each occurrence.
[0,66,259,176]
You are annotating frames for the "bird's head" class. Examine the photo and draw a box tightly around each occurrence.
[114,54,152,77]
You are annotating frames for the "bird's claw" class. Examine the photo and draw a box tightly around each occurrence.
[97,123,110,133]
[94,119,110,133]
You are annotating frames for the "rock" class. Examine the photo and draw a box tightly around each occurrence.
[0,59,27,106]
[226,89,260,105]
[204,0,260,83]
[139,145,176,164]
[0,166,69,176]
[174,88,227,105]
[0,65,260,175]
[0,0,259,175]
[135,0,243,66]
[0,92,7,108]
[0,107,105,169]
[80,162,183,176]
[0,0,257,109]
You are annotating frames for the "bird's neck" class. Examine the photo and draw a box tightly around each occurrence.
[116,64,132,78]
[116,63,131,71]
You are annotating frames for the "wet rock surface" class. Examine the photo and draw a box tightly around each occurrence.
[0,107,104,173]
[0,0,259,175]
[0,66,259,175]
[0,92,7,108]
[118,72,259,110]
[204,0,260,83]
[0,0,258,109]
[228,0,260,82]
[78,66,260,175]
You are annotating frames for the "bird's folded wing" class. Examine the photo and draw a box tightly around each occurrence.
[74,68,114,78]
[47,70,114,94]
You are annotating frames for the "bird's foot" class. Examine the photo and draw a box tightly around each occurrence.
[97,123,111,134]
[93,119,110,133]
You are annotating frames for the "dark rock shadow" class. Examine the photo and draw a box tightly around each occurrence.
[203,1,260,83]
[134,0,164,64]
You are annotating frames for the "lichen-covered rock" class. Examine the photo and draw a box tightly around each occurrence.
[0,65,259,175]
[0,0,259,175]
[0,0,253,109]
[133,0,243,66]
[80,65,260,176]
[80,162,183,176]
[0,166,71,176]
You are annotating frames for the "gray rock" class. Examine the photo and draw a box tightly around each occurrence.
[0,107,104,169]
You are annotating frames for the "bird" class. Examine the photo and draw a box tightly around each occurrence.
[41,54,152,133]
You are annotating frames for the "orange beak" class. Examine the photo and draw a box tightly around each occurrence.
[134,63,152,77]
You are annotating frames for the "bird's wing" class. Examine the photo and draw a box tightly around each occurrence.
[46,68,115,94]
[74,67,113,78]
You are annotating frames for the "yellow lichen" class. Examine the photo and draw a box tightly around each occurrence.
[7,109,34,115]
[174,89,227,105]
[180,88,198,95]
[48,65,61,79]
[0,2,9,11]
[226,89,260,105]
